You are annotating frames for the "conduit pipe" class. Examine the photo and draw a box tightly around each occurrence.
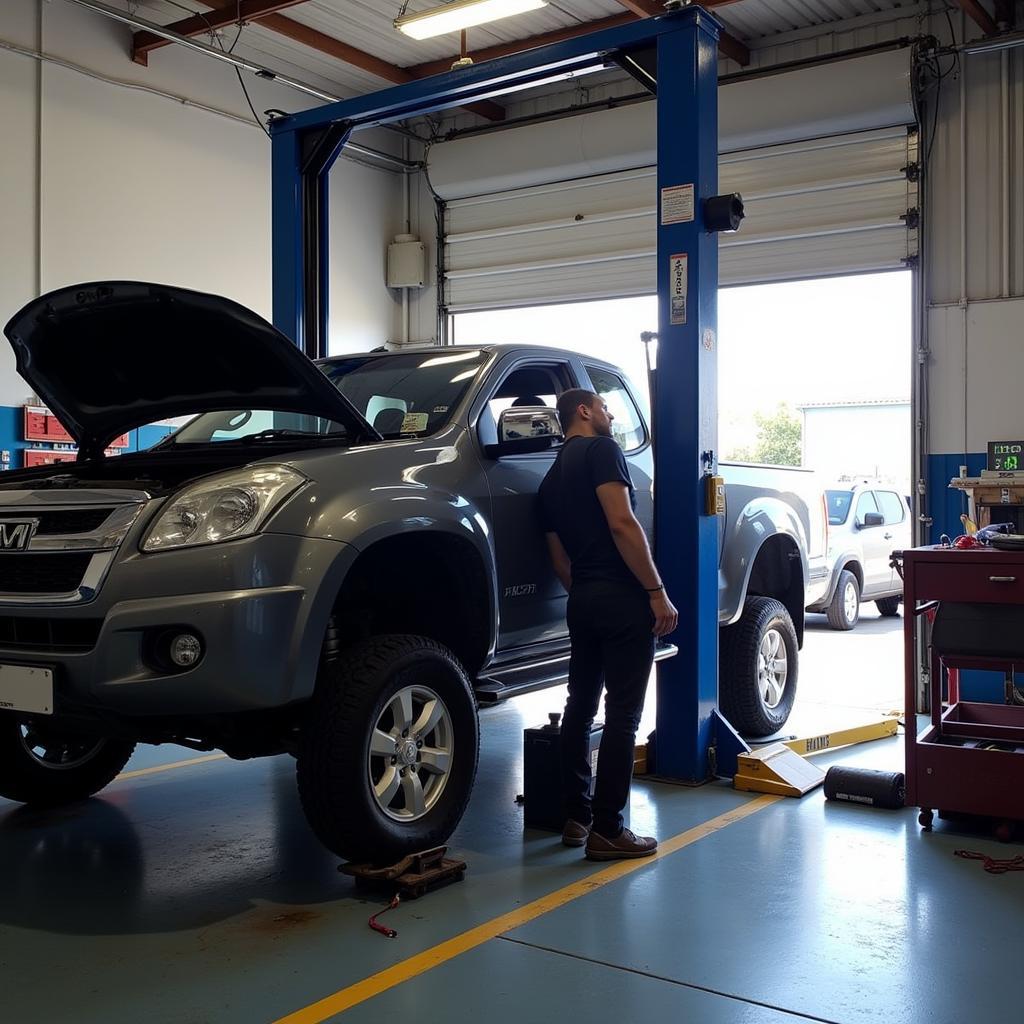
[62,0,422,173]
[1000,50,1010,298]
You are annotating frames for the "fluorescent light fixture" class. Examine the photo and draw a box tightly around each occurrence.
[396,0,547,41]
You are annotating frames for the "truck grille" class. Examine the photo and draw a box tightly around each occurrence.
[0,616,102,652]
[0,553,93,594]
[34,508,113,535]
[0,492,147,604]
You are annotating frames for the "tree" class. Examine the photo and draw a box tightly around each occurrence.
[727,403,802,466]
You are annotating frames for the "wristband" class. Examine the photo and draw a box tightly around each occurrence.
[645,585,664,593]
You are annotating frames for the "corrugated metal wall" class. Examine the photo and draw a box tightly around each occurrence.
[929,45,1024,302]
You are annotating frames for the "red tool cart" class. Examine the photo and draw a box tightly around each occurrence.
[901,545,1024,837]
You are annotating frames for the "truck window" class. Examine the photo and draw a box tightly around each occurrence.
[876,490,906,525]
[322,350,487,437]
[484,363,567,431]
[584,366,646,452]
[855,491,879,525]
[826,490,853,525]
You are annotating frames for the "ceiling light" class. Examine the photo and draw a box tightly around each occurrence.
[396,0,547,41]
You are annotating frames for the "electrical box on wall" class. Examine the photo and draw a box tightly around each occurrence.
[387,234,426,289]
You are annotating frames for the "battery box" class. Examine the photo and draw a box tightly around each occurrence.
[523,713,628,833]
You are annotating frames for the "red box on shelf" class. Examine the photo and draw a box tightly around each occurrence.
[24,449,77,468]
[23,406,131,453]
[23,406,74,444]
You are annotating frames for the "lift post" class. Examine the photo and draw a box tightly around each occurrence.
[270,7,727,784]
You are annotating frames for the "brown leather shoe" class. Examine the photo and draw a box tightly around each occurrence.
[585,827,657,861]
[562,819,591,847]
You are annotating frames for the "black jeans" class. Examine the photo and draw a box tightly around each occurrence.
[561,580,655,838]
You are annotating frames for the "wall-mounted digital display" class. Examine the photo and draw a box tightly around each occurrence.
[988,441,1024,472]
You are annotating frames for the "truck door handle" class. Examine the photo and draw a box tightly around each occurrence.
[884,532,893,540]
[989,576,1017,583]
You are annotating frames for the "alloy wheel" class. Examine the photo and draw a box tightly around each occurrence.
[18,724,106,771]
[367,685,453,822]
[758,629,789,710]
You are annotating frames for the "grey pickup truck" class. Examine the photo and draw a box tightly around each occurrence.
[0,282,828,863]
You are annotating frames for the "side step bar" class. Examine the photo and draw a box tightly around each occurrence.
[474,642,678,706]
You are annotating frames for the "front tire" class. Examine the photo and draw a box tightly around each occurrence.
[827,570,860,631]
[0,714,135,805]
[720,597,799,737]
[297,634,479,864]
[876,596,901,617]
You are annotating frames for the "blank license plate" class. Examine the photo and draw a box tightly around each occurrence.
[0,665,54,715]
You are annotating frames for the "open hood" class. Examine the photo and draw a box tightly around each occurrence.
[3,281,379,456]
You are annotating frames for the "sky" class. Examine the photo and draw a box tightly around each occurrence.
[453,270,912,468]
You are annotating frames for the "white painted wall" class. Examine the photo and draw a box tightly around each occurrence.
[0,0,404,411]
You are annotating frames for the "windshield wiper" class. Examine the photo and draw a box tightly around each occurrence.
[241,429,348,444]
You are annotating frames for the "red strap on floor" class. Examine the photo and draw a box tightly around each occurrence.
[368,895,401,937]
[955,850,1024,874]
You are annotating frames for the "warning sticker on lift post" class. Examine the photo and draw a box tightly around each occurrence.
[661,183,695,225]
[670,253,688,325]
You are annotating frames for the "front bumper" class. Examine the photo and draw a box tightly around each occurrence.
[0,532,355,716]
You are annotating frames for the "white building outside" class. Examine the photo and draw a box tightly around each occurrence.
[799,399,911,490]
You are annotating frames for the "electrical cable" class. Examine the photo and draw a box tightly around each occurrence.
[368,894,401,937]
[0,36,258,128]
[955,849,1024,873]
[163,0,272,138]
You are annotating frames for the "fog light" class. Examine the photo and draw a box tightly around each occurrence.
[169,633,202,668]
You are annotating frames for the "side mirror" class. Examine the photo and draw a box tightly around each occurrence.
[484,406,563,459]
[860,512,885,529]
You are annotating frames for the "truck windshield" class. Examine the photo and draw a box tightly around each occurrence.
[826,490,853,525]
[320,350,486,437]
[162,350,487,446]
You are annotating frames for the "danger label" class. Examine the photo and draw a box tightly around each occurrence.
[670,253,688,325]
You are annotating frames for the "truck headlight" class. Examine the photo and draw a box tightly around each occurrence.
[141,465,306,552]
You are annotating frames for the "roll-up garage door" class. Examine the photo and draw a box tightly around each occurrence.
[433,46,918,311]
[443,125,919,311]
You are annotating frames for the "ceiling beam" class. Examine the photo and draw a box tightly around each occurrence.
[132,0,308,65]
[612,0,750,65]
[259,13,506,121]
[129,0,504,121]
[408,13,637,77]
[955,0,999,35]
[408,4,749,78]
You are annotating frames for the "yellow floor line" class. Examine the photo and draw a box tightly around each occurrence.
[113,752,229,782]
[272,793,782,1024]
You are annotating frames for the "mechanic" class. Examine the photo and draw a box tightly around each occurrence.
[539,388,679,861]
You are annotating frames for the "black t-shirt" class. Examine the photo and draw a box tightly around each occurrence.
[539,434,639,587]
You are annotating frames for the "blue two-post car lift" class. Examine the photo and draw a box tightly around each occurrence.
[269,6,748,785]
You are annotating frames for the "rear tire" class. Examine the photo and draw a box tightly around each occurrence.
[0,714,135,806]
[876,596,901,617]
[827,570,860,631]
[720,597,799,738]
[297,634,479,864]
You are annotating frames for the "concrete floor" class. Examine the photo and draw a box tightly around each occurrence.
[3,614,1022,1024]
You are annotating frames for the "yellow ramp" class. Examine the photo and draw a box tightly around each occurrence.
[734,742,826,798]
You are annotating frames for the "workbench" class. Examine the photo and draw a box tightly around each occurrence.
[902,546,1024,832]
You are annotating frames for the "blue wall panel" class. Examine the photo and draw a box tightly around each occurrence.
[926,452,986,544]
